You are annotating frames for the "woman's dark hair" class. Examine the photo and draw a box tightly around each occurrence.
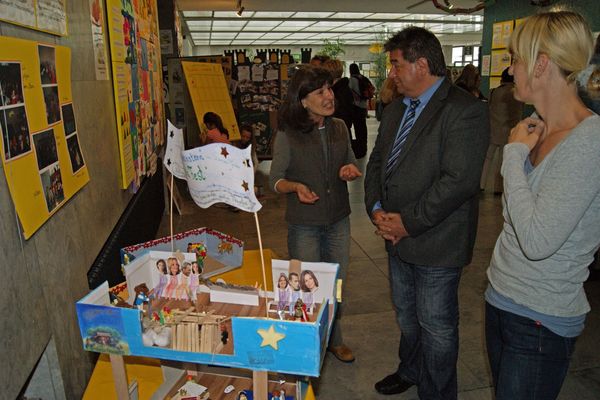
[300,269,319,292]
[384,27,446,77]
[455,64,481,93]
[278,65,333,133]
[203,112,226,132]
[240,124,253,134]
[500,67,514,83]
[349,63,360,75]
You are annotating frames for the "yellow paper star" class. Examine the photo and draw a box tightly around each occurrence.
[257,325,285,350]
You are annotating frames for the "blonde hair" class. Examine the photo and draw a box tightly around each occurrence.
[510,10,593,83]
[322,58,344,80]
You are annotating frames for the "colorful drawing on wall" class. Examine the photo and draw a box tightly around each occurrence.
[0,0,68,36]
[106,0,164,189]
[181,61,240,141]
[0,36,90,239]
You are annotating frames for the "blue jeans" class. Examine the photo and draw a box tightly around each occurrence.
[485,302,577,400]
[288,216,350,346]
[389,255,462,400]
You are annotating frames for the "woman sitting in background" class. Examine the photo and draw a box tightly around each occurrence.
[203,111,230,144]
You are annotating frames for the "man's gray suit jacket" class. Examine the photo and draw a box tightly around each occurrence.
[365,78,490,267]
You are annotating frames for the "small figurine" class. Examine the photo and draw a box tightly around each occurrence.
[133,283,150,310]
[221,326,229,344]
[294,298,308,322]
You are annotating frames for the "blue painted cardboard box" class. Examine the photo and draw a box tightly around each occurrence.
[76,258,339,377]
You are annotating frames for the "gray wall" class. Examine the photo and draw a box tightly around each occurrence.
[0,1,135,398]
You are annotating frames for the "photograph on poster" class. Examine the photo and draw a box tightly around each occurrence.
[38,45,57,85]
[0,106,31,161]
[43,86,61,125]
[0,62,25,106]
[61,103,76,136]
[67,134,85,173]
[40,163,65,212]
[33,128,58,170]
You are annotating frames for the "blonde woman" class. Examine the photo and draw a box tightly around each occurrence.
[485,11,600,399]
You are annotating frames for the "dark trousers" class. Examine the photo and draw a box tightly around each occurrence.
[485,302,577,400]
[351,105,368,158]
[389,255,462,400]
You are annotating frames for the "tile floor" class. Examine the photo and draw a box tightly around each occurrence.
[157,115,600,399]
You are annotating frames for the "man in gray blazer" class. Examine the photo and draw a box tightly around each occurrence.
[365,27,488,399]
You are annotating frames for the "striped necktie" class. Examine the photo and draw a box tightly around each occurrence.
[385,99,420,183]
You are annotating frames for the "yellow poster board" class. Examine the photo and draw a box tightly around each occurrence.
[0,36,89,239]
[490,49,512,76]
[181,62,240,141]
[501,20,514,49]
[492,22,504,50]
[106,0,164,189]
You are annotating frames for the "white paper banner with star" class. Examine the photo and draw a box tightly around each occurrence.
[182,143,262,212]
[164,120,186,179]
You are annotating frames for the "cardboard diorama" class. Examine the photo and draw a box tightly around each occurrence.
[76,256,339,377]
[121,227,243,278]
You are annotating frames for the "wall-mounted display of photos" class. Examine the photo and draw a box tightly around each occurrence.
[106,0,164,190]
[0,0,68,36]
[0,36,89,239]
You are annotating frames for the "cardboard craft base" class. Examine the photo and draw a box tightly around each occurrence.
[76,259,339,377]
[121,227,244,279]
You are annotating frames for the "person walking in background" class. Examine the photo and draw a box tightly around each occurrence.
[309,54,330,67]
[455,63,486,100]
[579,34,600,114]
[485,11,600,400]
[365,27,488,398]
[376,67,403,121]
[323,59,354,139]
[269,65,361,363]
[480,67,524,194]
[348,63,371,158]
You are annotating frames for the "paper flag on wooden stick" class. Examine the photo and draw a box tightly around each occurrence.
[182,143,262,212]
[165,120,186,179]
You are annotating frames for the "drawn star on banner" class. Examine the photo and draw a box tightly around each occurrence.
[221,147,229,158]
[257,325,285,350]
[241,180,249,191]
